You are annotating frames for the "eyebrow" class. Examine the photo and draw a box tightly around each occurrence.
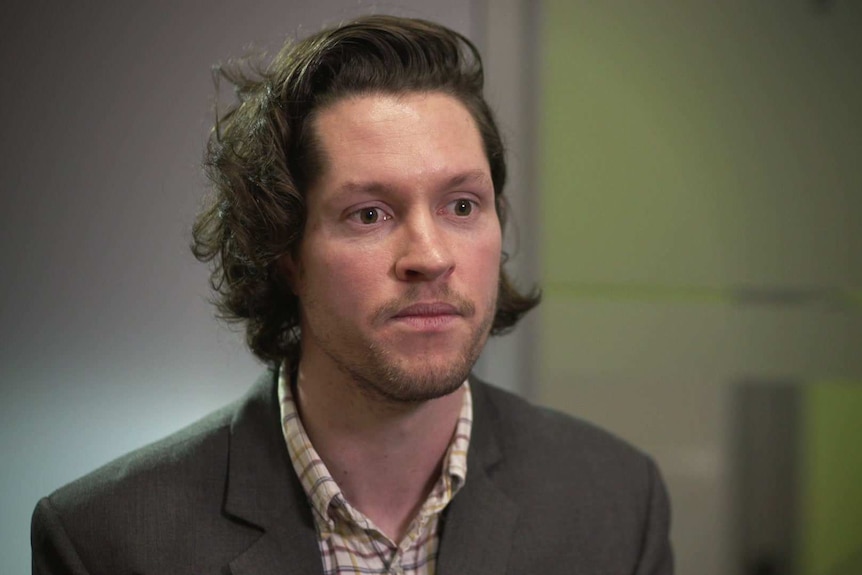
[334,169,492,197]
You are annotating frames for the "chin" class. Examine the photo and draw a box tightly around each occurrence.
[359,353,474,404]
[376,375,467,404]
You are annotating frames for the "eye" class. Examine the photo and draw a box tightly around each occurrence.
[451,199,474,216]
[350,207,391,225]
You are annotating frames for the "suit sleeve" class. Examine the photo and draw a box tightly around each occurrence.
[634,458,674,575]
[31,498,92,575]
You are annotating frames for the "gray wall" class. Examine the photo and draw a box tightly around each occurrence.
[0,2,486,572]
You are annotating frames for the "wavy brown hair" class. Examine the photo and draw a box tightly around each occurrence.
[192,15,540,364]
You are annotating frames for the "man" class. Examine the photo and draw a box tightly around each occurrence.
[32,15,672,575]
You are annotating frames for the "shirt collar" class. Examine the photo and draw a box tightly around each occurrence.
[278,363,473,537]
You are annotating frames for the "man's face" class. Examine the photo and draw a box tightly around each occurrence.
[287,91,502,403]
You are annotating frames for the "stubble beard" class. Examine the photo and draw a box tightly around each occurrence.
[322,288,497,404]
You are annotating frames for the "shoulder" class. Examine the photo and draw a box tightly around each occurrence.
[471,381,666,533]
[471,377,663,511]
[468,377,672,571]
[471,377,653,475]
[44,399,235,513]
[31,371,276,574]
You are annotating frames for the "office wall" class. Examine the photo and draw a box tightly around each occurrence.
[538,2,862,574]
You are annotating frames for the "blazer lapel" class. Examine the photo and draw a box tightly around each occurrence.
[223,370,324,575]
[437,379,519,574]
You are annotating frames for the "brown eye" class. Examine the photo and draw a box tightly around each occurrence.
[453,199,473,216]
[358,208,380,224]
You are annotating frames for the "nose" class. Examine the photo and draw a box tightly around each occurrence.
[394,212,455,282]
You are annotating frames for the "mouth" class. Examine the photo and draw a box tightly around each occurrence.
[390,301,464,330]
[393,302,461,318]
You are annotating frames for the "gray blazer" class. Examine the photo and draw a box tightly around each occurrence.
[32,370,673,574]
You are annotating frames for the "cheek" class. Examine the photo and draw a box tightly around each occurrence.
[458,253,501,312]
[301,243,386,312]
[473,228,503,289]
[478,254,502,296]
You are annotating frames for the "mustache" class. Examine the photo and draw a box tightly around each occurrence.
[372,285,476,323]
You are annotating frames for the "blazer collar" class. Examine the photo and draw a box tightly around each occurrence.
[437,376,519,574]
[224,368,324,575]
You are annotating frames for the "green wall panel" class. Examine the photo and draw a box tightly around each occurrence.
[540,2,862,291]
[800,383,862,575]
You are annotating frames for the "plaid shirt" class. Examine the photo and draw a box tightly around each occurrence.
[278,367,473,575]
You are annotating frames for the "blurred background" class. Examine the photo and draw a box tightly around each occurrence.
[1,1,860,574]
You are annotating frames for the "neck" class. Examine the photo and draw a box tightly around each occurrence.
[293,360,466,543]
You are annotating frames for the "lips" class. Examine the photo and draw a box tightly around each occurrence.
[388,301,466,331]
[391,302,462,319]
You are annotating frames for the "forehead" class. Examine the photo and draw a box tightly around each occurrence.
[308,92,490,195]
